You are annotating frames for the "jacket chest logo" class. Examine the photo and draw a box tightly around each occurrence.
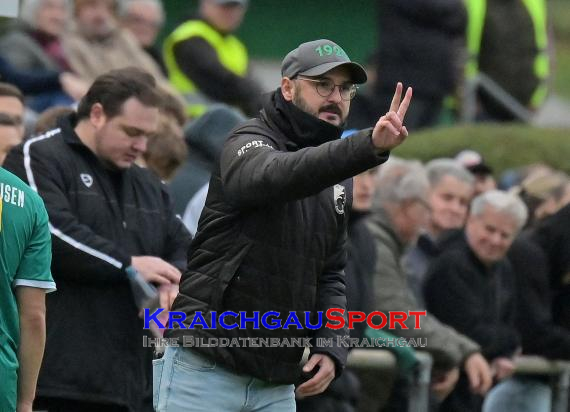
[334,184,346,215]
[80,173,93,188]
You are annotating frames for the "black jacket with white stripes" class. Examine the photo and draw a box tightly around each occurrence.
[167,90,389,384]
[3,113,191,412]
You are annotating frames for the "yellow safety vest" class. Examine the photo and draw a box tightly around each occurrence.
[465,0,549,108]
[163,20,249,118]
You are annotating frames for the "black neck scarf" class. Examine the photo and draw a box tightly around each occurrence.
[262,89,344,150]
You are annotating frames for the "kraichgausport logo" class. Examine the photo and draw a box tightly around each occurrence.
[144,309,426,331]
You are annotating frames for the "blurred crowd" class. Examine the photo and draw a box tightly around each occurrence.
[0,0,568,411]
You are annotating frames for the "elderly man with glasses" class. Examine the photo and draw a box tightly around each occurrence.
[154,39,412,411]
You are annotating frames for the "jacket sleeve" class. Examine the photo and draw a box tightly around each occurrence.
[310,201,350,377]
[173,37,263,116]
[159,182,192,272]
[368,225,480,369]
[0,32,46,71]
[3,142,131,284]
[220,128,388,208]
[424,256,520,360]
[0,56,62,95]
[62,34,97,82]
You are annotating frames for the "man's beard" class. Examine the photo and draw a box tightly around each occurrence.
[292,93,347,128]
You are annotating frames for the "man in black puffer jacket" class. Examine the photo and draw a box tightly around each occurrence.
[157,38,413,412]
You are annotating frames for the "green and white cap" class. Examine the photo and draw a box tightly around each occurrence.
[281,39,367,84]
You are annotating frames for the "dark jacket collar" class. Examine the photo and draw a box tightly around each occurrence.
[57,112,84,146]
[260,88,343,150]
[452,231,501,275]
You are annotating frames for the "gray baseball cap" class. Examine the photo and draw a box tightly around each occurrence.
[281,39,367,84]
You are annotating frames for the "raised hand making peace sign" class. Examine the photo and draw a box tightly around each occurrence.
[372,82,413,151]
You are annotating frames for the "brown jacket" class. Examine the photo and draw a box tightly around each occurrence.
[63,27,177,96]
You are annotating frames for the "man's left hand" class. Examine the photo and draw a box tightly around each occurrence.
[159,283,179,311]
[296,353,336,398]
[371,82,412,152]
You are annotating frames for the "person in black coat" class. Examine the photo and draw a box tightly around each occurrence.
[424,190,527,412]
[509,234,570,360]
[531,204,570,331]
[3,68,192,412]
[0,55,87,110]
[157,38,413,411]
[372,0,466,130]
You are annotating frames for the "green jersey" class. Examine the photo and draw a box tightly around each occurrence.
[0,167,54,411]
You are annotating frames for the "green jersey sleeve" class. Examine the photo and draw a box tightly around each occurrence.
[13,194,55,292]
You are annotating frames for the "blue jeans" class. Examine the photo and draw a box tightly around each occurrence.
[482,376,551,412]
[154,346,296,411]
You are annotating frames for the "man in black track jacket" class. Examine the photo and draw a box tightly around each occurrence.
[4,68,192,412]
[156,39,413,411]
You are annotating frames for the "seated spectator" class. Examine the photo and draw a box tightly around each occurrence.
[120,0,167,74]
[163,0,264,118]
[64,0,174,96]
[368,159,491,410]
[0,83,25,140]
[482,233,568,412]
[403,158,475,305]
[33,105,74,135]
[510,237,570,362]
[0,0,88,111]
[0,54,87,108]
[514,170,570,227]
[137,87,187,181]
[0,114,23,165]
[425,190,527,411]
[156,87,187,135]
[141,115,188,182]
[455,150,497,195]
[531,204,570,331]
[481,181,570,412]
[0,0,71,72]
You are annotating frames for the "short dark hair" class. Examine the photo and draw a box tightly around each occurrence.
[76,67,161,121]
[0,82,25,104]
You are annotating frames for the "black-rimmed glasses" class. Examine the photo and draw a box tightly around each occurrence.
[296,77,358,101]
